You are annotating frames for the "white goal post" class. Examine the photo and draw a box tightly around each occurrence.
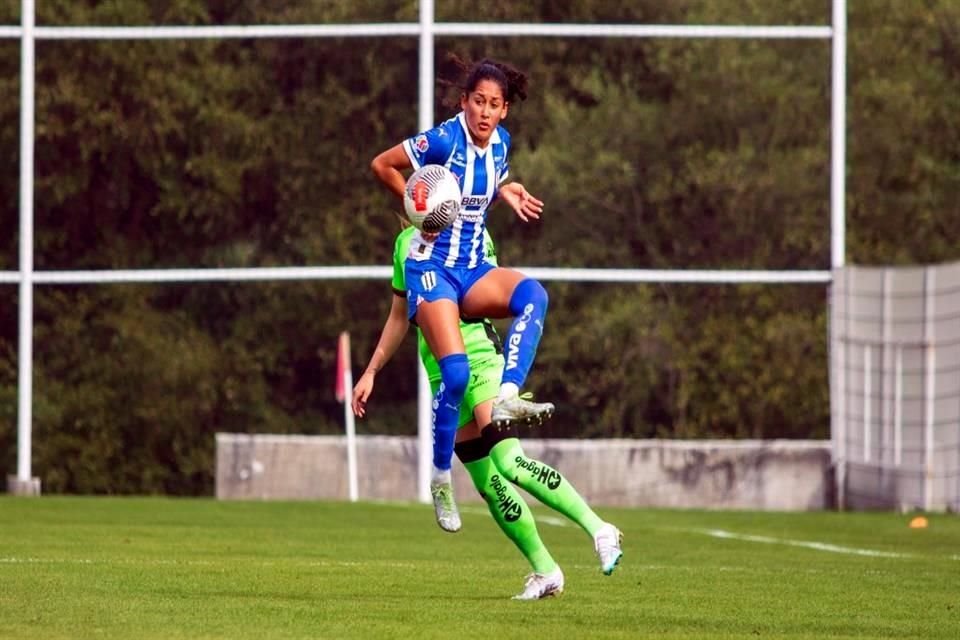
[2,0,847,503]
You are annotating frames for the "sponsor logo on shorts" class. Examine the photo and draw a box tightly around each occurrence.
[490,474,522,522]
[515,456,562,490]
[470,372,497,388]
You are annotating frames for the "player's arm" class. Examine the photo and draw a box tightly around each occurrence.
[352,293,410,417]
[371,144,413,200]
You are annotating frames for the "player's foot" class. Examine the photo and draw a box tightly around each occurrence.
[512,567,565,601]
[491,393,555,429]
[594,522,623,575]
[430,479,461,533]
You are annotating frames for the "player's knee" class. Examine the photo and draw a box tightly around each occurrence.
[494,454,523,479]
[454,437,489,466]
[488,441,526,479]
[438,353,470,398]
[508,278,549,317]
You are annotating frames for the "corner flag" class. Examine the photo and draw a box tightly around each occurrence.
[335,332,350,403]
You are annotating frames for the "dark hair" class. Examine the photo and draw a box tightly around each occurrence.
[439,54,529,105]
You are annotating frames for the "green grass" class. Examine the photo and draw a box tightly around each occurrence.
[1,497,958,639]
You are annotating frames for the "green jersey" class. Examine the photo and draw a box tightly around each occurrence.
[392,226,502,381]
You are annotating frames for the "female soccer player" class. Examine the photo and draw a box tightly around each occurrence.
[352,224,623,600]
[370,56,555,505]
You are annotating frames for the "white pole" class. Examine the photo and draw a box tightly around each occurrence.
[16,0,36,487]
[863,344,871,463]
[337,332,358,502]
[415,0,435,505]
[417,0,434,142]
[343,367,358,503]
[830,0,847,268]
[836,268,849,509]
[923,268,936,511]
[894,345,903,467]
[881,270,891,464]
[417,362,432,503]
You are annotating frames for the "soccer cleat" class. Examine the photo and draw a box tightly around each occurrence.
[430,479,461,533]
[593,523,623,575]
[491,393,555,430]
[512,568,565,601]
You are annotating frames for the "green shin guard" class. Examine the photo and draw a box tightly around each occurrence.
[462,456,558,575]
[489,437,605,537]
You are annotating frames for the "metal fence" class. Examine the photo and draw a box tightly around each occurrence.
[831,261,960,511]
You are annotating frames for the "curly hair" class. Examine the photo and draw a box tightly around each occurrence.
[438,53,529,106]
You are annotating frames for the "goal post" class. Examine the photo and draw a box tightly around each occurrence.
[3,0,847,502]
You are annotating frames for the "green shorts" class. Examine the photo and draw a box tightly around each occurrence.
[429,354,503,429]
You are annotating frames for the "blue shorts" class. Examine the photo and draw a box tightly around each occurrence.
[405,259,496,321]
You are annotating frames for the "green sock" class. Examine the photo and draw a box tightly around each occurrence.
[490,437,605,537]
[463,456,558,574]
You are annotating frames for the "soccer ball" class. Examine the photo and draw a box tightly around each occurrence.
[403,164,461,233]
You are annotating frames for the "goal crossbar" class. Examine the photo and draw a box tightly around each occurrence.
[0,23,833,41]
[0,268,832,285]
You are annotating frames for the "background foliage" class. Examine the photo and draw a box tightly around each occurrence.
[1,1,958,493]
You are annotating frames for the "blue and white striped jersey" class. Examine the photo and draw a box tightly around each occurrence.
[402,112,511,269]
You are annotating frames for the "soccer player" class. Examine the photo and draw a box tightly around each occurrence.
[352,224,624,600]
[370,56,555,510]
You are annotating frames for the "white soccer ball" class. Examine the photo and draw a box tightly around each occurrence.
[403,164,461,233]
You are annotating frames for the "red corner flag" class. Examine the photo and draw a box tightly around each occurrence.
[335,332,350,403]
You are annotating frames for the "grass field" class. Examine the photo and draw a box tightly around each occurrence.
[1,497,957,639]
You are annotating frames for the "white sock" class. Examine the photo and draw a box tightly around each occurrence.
[432,466,451,484]
[497,382,520,401]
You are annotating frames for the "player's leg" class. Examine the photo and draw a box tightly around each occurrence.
[408,261,470,531]
[408,262,473,475]
[461,267,554,428]
[484,424,624,575]
[455,419,563,600]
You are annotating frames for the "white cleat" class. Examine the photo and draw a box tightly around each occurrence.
[594,523,623,575]
[491,393,555,429]
[512,568,565,601]
[430,480,461,533]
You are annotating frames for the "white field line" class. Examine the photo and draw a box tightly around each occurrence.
[0,556,416,569]
[0,557,212,565]
[692,528,912,558]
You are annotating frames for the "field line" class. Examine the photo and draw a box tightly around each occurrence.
[690,528,912,558]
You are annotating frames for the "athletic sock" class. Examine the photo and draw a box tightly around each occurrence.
[432,353,469,471]
[501,279,548,389]
[488,436,604,537]
[461,454,558,575]
[497,382,520,402]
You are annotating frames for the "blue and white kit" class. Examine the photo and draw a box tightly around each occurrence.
[402,112,511,270]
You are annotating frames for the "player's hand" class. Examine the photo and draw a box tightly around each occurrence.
[352,371,376,417]
[499,182,544,222]
[420,231,439,242]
